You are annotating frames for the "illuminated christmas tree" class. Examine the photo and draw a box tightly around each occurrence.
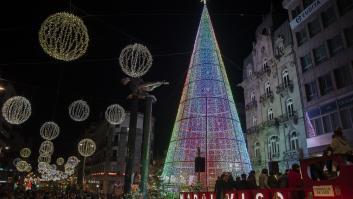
[162,3,252,189]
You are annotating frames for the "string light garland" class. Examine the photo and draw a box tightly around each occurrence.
[38,154,51,164]
[39,141,54,156]
[119,43,153,78]
[2,96,31,125]
[40,122,60,141]
[56,157,64,166]
[39,12,89,61]
[16,160,29,172]
[20,148,31,158]
[68,100,90,122]
[78,138,96,157]
[105,104,125,125]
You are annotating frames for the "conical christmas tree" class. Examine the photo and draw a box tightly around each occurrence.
[162,4,252,189]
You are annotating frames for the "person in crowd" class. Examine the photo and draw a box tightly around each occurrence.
[247,170,257,189]
[323,146,333,174]
[288,164,304,199]
[233,176,241,190]
[278,170,289,188]
[237,173,248,190]
[268,170,279,188]
[258,168,270,189]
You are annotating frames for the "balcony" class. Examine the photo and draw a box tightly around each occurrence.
[251,156,262,166]
[283,149,303,161]
[245,100,258,111]
[255,67,271,80]
[260,91,274,104]
[261,118,279,128]
[276,80,294,97]
[246,126,259,134]
[270,153,281,160]
[278,111,298,124]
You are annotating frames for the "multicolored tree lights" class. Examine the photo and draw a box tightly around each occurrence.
[162,5,251,189]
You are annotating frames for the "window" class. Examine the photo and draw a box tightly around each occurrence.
[268,136,280,158]
[248,69,253,78]
[321,7,337,27]
[265,81,271,96]
[111,150,118,161]
[319,74,334,95]
[337,0,353,15]
[290,132,299,150]
[308,18,321,37]
[291,6,302,18]
[313,44,328,65]
[323,112,341,133]
[340,108,353,129]
[254,142,260,158]
[301,53,313,72]
[303,0,314,8]
[314,118,324,135]
[287,98,294,117]
[344,26,353,47]
[113,135,120,146]
[250,91,256,102]
[263,58,269,71]
[282,70,290,87]
[305,81,318,101]
[334,65,353,89]
[322,115,332,133]
[331,112,340,131]
[252,115,257,126]
[268,107,274,120]
[328,34,344,56]
[296,29,308,46]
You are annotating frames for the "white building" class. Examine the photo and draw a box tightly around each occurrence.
[240,16,308,174]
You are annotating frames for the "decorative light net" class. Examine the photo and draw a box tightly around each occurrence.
[68,100,90,122]
[38,154,51,164]
[39,141,54,156]
[78,138,96,157]
[2,96,31,125]
[119,43,153,78]
[105,104,125,125]
[39,12,89,61]
[162,5,251,189]
[56,157,65,166]
[16,160,29,172]
[40,122,60,140]
[20,148,31,158]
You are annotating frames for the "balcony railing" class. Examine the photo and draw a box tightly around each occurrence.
[246,126,259,134]
[276,80,294,97]
[245,100,257,111]
[255,67,271,79]
[278,111,298,124]
[283,149,303,161]
[260,91,274,104]
[261,118,279,128]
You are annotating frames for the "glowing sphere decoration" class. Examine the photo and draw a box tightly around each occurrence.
[16,160,29,172]
[20,148,31,158]
[38,155,51,163]
[25,164,32,172]
[119,43,153,78]
[68,100,90,122]
[78,138,96,157]
[105,104,125,125]
[13,158,21,167]
[2,96,31,125]
[39,141,54,155]
[40,122,60,140]
[56,157,64,166]
[66,156,80,168]
[39,12,89,61]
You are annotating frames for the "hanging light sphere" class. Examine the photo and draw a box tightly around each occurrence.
[68,100,90,122]
[13,158,21,167]
[39,141,54,156]
[38,154,51,164]
[39,12,89,61]
[119,43,153,78]
[16,160,29,172]
[20,148,31,158]
[66,156,80,168]
[78,138,96,157]
[56,157,65,166]
[105,104,125,125]
[40,122,60,140]
[25,164,32,172]
[2,96,32,125]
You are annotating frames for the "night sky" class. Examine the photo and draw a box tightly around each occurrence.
[0,0,287,160]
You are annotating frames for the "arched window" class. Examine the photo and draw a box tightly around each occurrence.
[248,69,253,78]
[250,91,256,102]
[265,81,271,96]
[282,70,290,87]
[286,98,294,117]
[268,136,280,159]
[263,58,269,70]
[268,107,274,120]
[252,115,257,126]
[290,131,299,150]
[254,142,260,158]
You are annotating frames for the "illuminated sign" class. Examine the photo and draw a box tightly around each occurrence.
[290,0,329,29]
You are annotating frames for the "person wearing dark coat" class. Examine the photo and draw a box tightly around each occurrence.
[268,171,279,188]
[237,174,249,190]
[247,170,258,189]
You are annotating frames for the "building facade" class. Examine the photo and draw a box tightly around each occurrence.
[86,113,154,197]
[283,0,353,155]
[240,16,308,174]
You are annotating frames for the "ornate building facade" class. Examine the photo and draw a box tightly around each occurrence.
[240,16,308,174]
